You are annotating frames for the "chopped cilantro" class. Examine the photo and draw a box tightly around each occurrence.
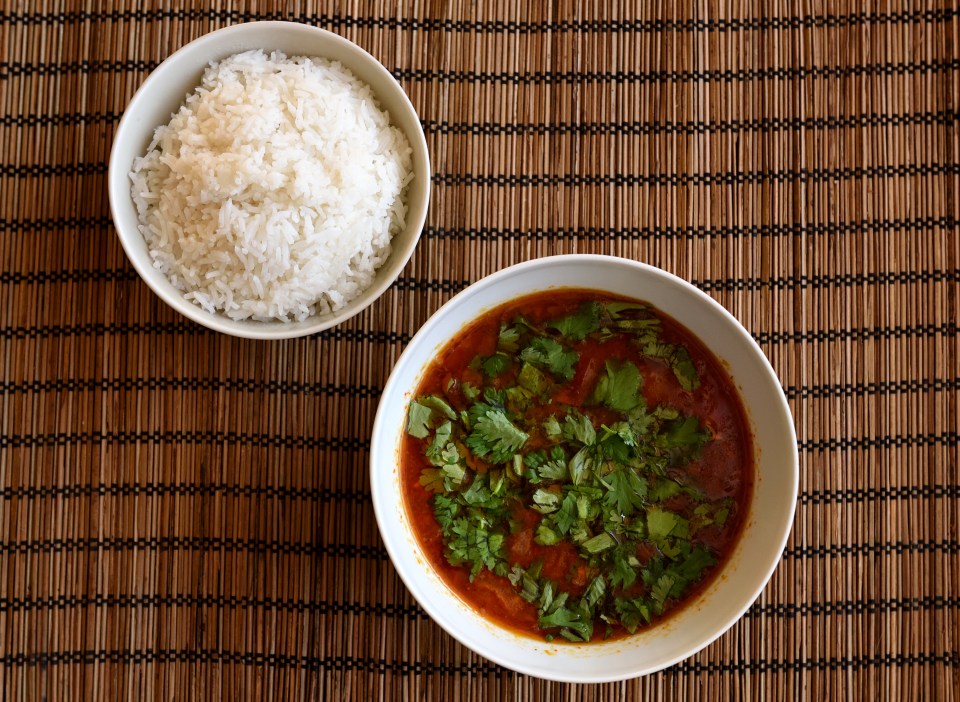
[604,301,649,319]
[539,605,593,642]
[446,517,506,580]
[568,446,593,485]
[465,405,529,463]
[591,360,643,411]
[519,337,579,381]
[498,324,521,352]
[482,352,512,378]
[419,395,457,420]
[646,507,682,541]
[554,492,579,534]
[561,412,597,446]
[650,574,676,611]
[615,596,652,633]
[609,543,640,588]
[532,488,561,514]
[638,339,701,391]
[582,532,616,554]
[406,401,433,439]
[547,301,602,341]
[517,362,551,395]
[535,523,561,545]
[406,294,735,643]
[601,468,647,517]
[649,478,681,502]
[543,415,562,438]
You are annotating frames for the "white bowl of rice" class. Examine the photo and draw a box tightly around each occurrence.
[108,22,430,339]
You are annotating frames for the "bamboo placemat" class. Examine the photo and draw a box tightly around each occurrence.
[1,1,958,699]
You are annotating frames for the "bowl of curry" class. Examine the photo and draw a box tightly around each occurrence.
[370,255,798,681]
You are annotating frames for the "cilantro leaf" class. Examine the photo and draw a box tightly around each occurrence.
[562,413,597,446]
[425,422,452,463]
[509,563,541,602]
[539,606,593,642]
[664,416,710,447]
[535,522,561,545]
[543,415,562,438]
[534,446,568,481]
[554,492,579,534]
[532,488,561,514]
[498,324,521,352]
[419,468,447,493]
[432,494,459,530]
[670,347,700,391]
[517,362,551,395]
[602,468,647,517]
[604,301,649,319]
[446,517,506,580]
[582,575,606,609]
[582,532,616,554]
[419,395,457,420]
[609,543,640,589]
[639,340,701,391]
[482,352,512,378]
[649,478,683,502]
[465,405,529,463]
[650,574,676,612]
[519,338,579,381]
[599,433,631,462]
[672,545,716,587]
[461,381,480,401]
[614,596,652,633]
[547,302,602,341]
[406,401,433,439]
[591,360,643,412]
[461,475,500,507]
[568,446,593,485]
[659,416,711,464]
[419,442,467,493]
[626,403,655,437]
[646,508,681,541]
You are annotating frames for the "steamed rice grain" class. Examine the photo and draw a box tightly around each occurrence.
[130,49,414,322]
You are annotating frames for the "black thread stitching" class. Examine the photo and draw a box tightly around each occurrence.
[3,60,959,82]
[1,482,956,506]
[1,215,954,242]
[1,537,956,558]
[1,375,956,405]
[2,110,957,135]
[0,649,954,673]
[4,161,958,184]
[0,8,956,32]
[0,593,954,619]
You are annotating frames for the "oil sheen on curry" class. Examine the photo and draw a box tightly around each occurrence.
[401,290,753,643]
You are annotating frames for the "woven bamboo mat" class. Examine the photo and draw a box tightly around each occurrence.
[1,1,958,699]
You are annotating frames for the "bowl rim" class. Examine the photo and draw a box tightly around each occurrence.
[107,20,430,340]
[370,254,799,682]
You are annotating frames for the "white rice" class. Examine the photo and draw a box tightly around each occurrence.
[130,49,414,322]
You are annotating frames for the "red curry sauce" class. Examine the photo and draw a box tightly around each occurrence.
[401,289,753,640]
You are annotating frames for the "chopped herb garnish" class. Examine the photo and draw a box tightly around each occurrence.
[547,301,602,341]
[403,293,745,643]
[519,337,579,381]
[482,352,512,378]
[406,401,433,439]
[464,404,529,464]
[591,360,644,412]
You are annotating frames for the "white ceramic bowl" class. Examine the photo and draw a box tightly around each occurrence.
[370,255,798,682]
[108,21,430,339]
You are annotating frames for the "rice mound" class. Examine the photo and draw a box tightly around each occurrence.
[130,49,414,322]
